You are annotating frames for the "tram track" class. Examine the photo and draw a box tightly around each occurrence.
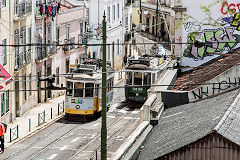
[72,103,141,160]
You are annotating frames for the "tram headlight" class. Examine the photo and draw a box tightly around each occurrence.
[76,105,80,109]
[136,93,139,96]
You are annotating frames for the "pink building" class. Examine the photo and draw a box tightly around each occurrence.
[35,0,86,102]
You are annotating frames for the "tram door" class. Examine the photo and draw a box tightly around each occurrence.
[96,84,100,111]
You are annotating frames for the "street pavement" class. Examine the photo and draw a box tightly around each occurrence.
[4,71,125,150]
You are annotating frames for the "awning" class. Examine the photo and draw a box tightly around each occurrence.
[0,64,13,88]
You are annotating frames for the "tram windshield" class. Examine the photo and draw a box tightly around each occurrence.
[74,82,84,97]
[66,81,73,96]
[85,83,94,97]
[143,72,151,85]
[126,72,133,85]
[134,72,142,85]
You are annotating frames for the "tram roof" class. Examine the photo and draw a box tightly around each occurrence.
[66,66,114,81]
[126,57,165,71]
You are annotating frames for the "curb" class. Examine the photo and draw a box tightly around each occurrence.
[5,114,64,148]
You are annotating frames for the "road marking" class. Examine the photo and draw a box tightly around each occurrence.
[131,110,139,114]
[71,137,80,143]
[123,117,140,120]
[107,115,115,118]
[48,154,58,159]
[93,123,100,127]
[118,109,127,113]
[60,145,68,150]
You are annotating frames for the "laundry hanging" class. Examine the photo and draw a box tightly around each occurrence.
[38,2,60,21]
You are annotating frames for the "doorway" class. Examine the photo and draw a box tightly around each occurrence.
[15,75,20,117]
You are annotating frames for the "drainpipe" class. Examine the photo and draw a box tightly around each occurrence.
[44,16,47,102]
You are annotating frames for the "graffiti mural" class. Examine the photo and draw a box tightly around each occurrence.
[184,27,238,60]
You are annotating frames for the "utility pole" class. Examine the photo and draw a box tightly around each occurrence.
[101,12,107,160]
[156,0,159,38]
[139,0,142,30]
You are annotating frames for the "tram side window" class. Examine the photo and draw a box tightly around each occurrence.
[143,73,151,85]
[85,83,94,97]
[126,72,132,85]
[74,83,84,97]
[134,72,142,85]
[66,81,73,96]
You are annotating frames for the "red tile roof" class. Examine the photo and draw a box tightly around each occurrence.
[172,50,240,91]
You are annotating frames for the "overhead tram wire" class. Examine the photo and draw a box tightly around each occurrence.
[1,82,240,92]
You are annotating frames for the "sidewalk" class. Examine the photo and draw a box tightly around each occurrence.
[5,95,65,148]
[4,74,124,149]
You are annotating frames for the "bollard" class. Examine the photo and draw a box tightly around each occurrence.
[10,128,11,142]
[51,107,52,119]
[29,119,31,132]
[44,110,46,123]
[38,113,40,126]
[17,125,19,139]
[58,103,60,115]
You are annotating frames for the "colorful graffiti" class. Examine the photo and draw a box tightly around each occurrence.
[221,1,240,15]
[184,27,238,60]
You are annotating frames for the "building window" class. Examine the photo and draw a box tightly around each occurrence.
[6,90,9,112]
[117,4,119,19]
[2,39,7,66]
[47,24,52,43]
[1,93,5,116]
[66,26,70,40]
[117,39,120,55]
[1,0,6,7]
[29,73,32,96]
[56,27,60,45]
[21,27,26,64]
[28,27,31,51]
[14,0,19,15]
[86,8,89,24]
[56,67,59,85]
[14,29,20,69]
[80,22,83,34]
[23,74,26,100]
[113,5,115,21]
[107,7,110,22]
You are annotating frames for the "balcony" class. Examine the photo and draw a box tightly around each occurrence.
[13,3,29,21]
[36,46,47,62]
[63,38,75,53]
[47,43,57,57]
[26,49,31,64]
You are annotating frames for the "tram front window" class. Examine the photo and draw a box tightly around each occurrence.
[85,83,94,97]
[143,73,151,85]
[66,81,73,96]
[134,72,142,85]
[74,82,84,97]
[126,72,132,85]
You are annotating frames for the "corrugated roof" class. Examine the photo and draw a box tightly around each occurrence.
[172,49,240,91]
[138,89,240,160]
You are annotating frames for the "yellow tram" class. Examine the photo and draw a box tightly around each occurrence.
[65,59,114,118]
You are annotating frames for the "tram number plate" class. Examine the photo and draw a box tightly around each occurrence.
[132,88,143,91]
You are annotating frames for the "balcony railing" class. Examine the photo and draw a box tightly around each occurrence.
[26,49,31,64]
[63,39,71,52]
[47,43,57,56]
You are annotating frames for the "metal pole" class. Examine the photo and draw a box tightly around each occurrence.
[44,110,45,122]
[51,107,52,119]
[29,119,31,132]
[101,12,107,160]
[10,128,11,142]
[156,0,159,38]
[17,125,19,138]
[140,0,142,30]
[58,103,59,115]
